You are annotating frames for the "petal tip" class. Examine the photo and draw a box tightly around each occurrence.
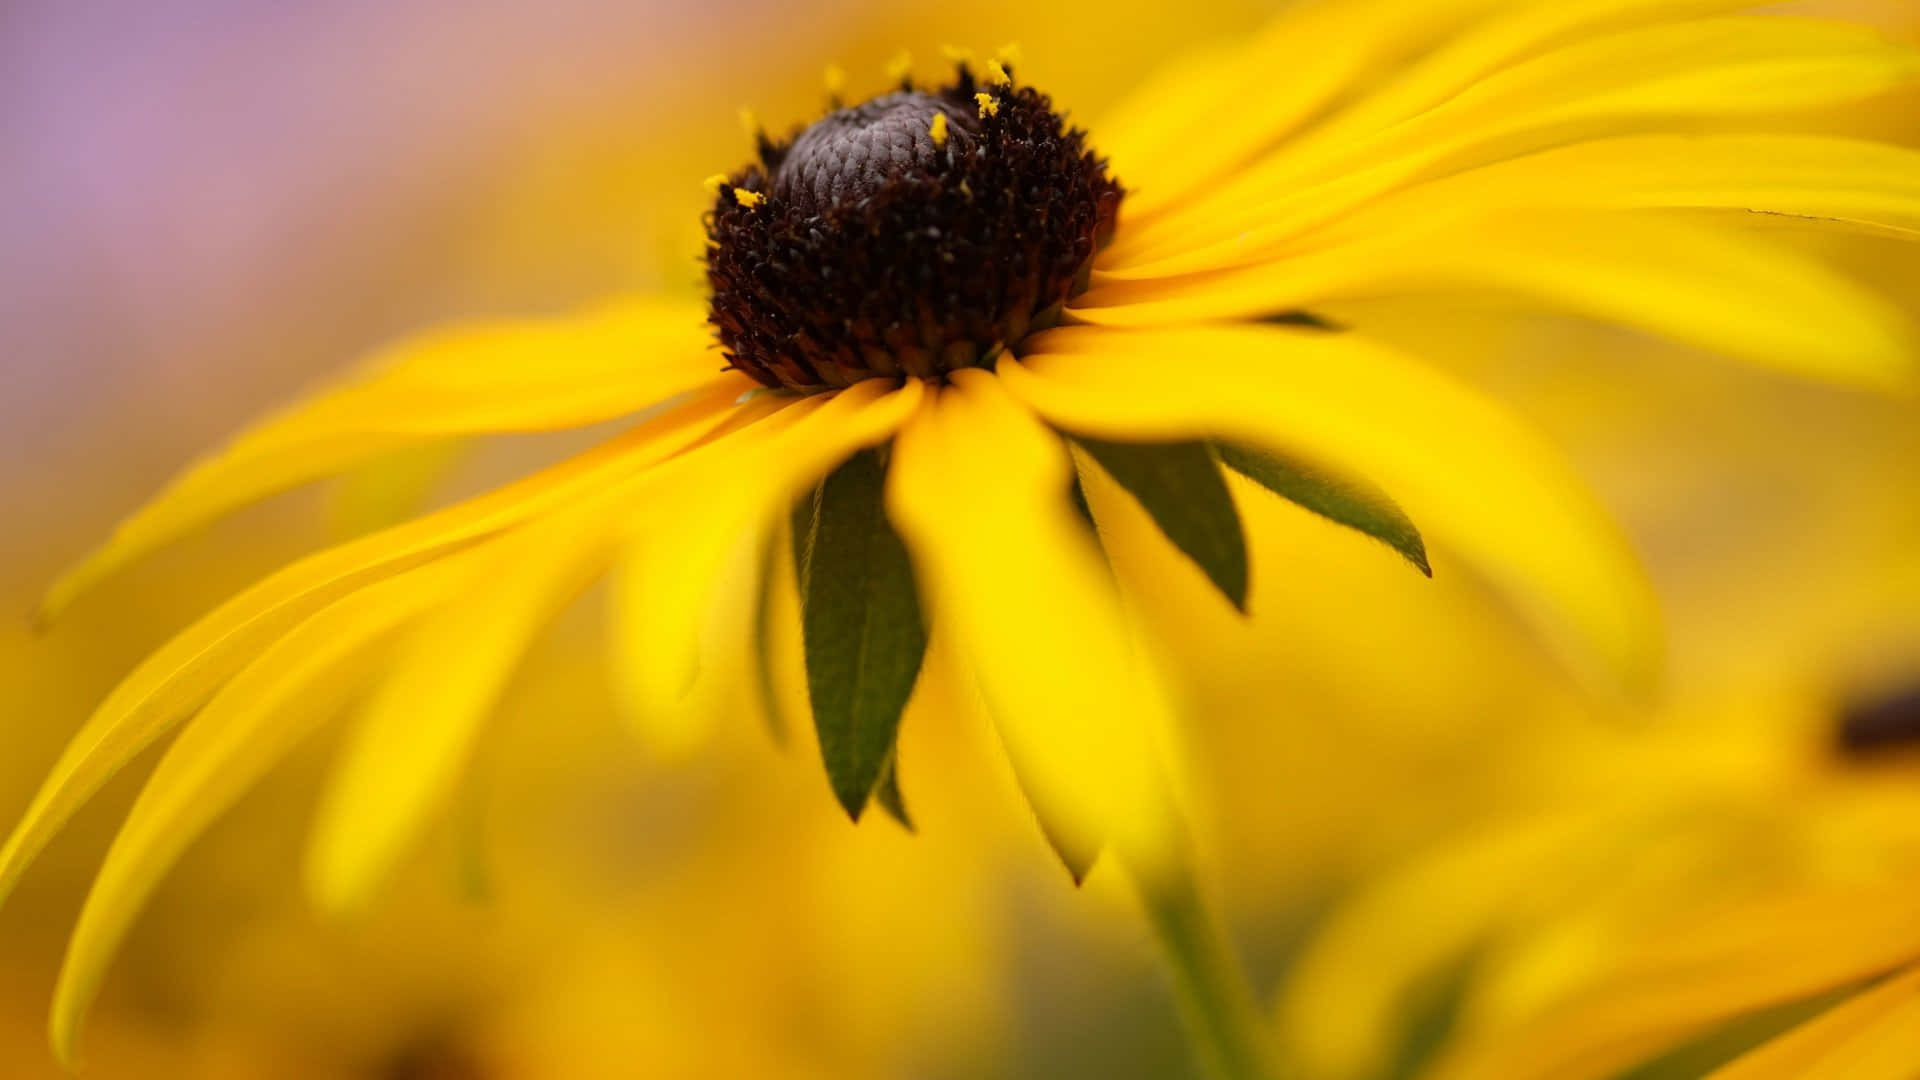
[32,571,85,632]
[302,836,378,923]
[48,982,88,1073]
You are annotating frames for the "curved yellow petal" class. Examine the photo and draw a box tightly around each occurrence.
[1332,133,1920,246]
[302,492,633,916]
[1004,327,1661,695]
[324,440,468,539]
[1099,0,1510,221]
[307,378,827,912]
[46,555,473,1067]
[1276,813,1614,1080]
[1081,212,1916,390]
[40,296,718,622]
[1815,997,1920,1079]
[0,382,744,921]
[753,519,811,741]
[1710,966,1920,1080]
[1427,881,1920,1080]
[608,378,924,748]
[885,370,1175,875]
[1107,18,1920,275]
[1131,133,1920,283]
[1228,0,1763,194]
[1377,16,1919,155]
[605,393,818,754]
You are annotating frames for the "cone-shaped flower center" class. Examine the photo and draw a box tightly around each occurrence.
[705,67,1122,392]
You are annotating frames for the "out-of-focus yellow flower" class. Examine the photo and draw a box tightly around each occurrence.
[1403,598,1920,1078]
[8,1,1920,1074]
[1222,313,1920,1079]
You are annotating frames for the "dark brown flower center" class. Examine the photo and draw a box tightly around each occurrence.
[1838,676,1920,757]
[704,64,1122,393]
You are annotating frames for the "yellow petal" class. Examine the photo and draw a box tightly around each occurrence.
[605,393,818,754]
[753,519,811,742]
[1003,327,1661,695]
[304,389,825,911]
[1098,0,1511,221]
[885,370,1176,875]
[1238,0,1764,191]
[1082,211,1917,390]
[1412,212,1915,389]
[1710,966,1920,1080]
[1107,18,1920,275]
[1138,133,1920,282]
[1428,881,1920,1080]
[1338,133,1920,245]
[0,382,743,919]
[303,493,631,916]
[47,556,473,1067]
[1276,814,1613,1080]
[608,379,925,748]
[39,296,718,622]
[309,374,826,910]
[1386,15,1920,153]
[324,439,467,539]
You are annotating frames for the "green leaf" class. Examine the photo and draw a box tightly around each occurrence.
[1213,440,1432,577]
[872,753,914,832]
[1072,437,1250,612]
[800,448,928,820]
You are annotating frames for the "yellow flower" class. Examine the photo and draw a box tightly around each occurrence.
[1251,362,1920,1079]
[7,0,1920,1069]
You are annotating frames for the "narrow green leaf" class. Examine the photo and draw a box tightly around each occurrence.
[1072,437,1250,612]
[801,448,928,820]
[872,753,914,832]
[1212,441,1432,577]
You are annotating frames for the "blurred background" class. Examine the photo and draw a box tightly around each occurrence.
[3,1,1918,1077]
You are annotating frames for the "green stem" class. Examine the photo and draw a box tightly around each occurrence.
[1136,858,1280,1080]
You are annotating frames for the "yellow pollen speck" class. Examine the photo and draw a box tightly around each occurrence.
[995,42,1023,65]
[702,173,729,193]
[985,59,1011,86]
[929,112,949,149]
[735,189,764,209]
[738,107,761,136]
[886,49,913,82]
[974,92,999,119]
[940,45,974,64]
[824,63,847,96]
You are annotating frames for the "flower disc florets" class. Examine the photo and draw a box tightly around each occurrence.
[705,64,1123,393]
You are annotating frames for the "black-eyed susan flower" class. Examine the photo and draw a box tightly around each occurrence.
[1396,675,1920,1080]
[1260,376,1920,1080]
[8,1,1920,1074]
